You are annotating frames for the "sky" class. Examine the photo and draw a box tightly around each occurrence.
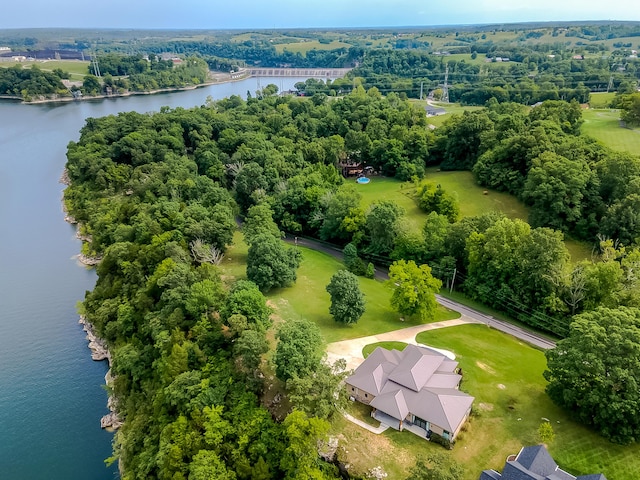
[1,0,639,30]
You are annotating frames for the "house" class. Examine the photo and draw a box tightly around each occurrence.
[479,445,608,480]
[345,345,474,442]
[425,105,446,117]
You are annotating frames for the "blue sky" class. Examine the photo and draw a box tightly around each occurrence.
[1,0,639,29]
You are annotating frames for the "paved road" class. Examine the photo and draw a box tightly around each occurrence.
[285,234,556,350]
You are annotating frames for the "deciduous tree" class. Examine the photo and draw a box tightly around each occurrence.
[326,270,365,324]
[388,260,442,321]
[246,234,301,292]
[544,306,640,444]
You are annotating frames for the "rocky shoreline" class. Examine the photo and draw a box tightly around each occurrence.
[60,169,103,266]
[62,169,121,431]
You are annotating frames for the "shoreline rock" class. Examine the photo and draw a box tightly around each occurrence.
[77,253,102,266]
[79,316,111,363]
[79,316,123,431]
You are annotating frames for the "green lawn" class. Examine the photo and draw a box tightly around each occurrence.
[220,234,458,343]
[362,341,408,358]
[355,177,426,232]
[275,40,351,55]
[357,173,528,234]
[408,324,640,480]
[0,60,90,80]
[582,109,640,155]
[268,247,459,343]
[424,168,530,220]
[565,238,595,263]
[589,92,616,109]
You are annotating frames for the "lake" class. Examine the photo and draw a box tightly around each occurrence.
[0,76,308,479]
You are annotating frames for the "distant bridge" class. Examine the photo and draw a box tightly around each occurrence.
[247,68,352,78]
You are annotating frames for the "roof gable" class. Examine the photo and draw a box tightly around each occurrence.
[387,344,445,391]
[370,389,409,420]
[517,445,558,477]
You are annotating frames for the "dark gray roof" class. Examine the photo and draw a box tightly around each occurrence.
[480,471,503,480]
[503,462,543,480]
[517,445,558,477]
[478,446,608,480]
[425,105,446,115]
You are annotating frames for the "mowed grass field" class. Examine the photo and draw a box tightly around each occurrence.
[358,173,528,223]
[274,40,351,55]
[409,325,640,480]
[0,59,90,80]
[355,174,590,262]
[221,234,459,343]
[582,109,640,155]
[589,92,616,109]
[333,324,640,480]
[266,247,459,343]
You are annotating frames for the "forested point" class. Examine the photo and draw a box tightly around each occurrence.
[64,77,640,476]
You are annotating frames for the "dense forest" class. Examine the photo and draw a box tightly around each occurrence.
[0,64,68,99]
[64,84,640,478]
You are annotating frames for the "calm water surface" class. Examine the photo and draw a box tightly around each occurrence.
[0,77,306,479]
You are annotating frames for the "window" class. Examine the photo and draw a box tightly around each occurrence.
[413,415,429,431]
[365,393,368,398]
[351,387,355,391]
[443,430,450,440]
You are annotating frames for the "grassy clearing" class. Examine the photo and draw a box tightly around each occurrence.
[424,168,530,220]
[268,247,459,343]
[357,173,528,236]
[589,92,616,109]
[0,60,90,80]
[582,109,640,155]
[362,341,408,358]
[565,238,595,263]
[275,40,351,55]
[220,234,458,343]
[407,324,640,480]
[356,177,425,232]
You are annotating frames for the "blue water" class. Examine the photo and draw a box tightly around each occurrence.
[0,77,308,479]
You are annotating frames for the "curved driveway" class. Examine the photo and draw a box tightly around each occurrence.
[326,317,480,371]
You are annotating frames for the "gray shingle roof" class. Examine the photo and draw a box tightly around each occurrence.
[370,389,409,420]
[517,445,558,477]
[476,446,608,480]
[480,471,503,480]
[345,345,473,433]
[503,462,543,480]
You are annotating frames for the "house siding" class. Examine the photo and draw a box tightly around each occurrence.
[346,383,373,405]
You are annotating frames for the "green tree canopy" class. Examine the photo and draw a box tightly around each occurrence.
[544,306,640,444]
[274,318,324,382]
[246,234,301,292]
[326,270,366,324]
[388,260,442,321]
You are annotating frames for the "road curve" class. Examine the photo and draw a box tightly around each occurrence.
[284,233,557,350]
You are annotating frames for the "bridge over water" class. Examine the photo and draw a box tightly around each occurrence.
[247,67,352,78]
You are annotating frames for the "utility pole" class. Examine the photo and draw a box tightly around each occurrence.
[442,64,449,103]
[419,81,424,100]
[450,268,457,293]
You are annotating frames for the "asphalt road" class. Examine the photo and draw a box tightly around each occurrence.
[285,233,557,350]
